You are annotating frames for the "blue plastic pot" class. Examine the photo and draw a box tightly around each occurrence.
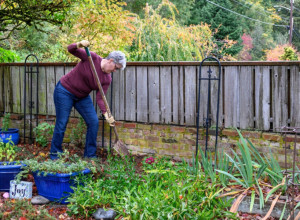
[33,168,91,204]
[0,162,25,192]
[0,129,20,145]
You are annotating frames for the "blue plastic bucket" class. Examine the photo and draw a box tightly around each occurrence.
[0,129,20,145]
[0,162,24,192]
[33,168,91,204]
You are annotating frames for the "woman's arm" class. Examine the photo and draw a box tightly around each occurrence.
[67,43,89,61]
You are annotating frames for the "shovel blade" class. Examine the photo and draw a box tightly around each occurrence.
[113,140,130,157]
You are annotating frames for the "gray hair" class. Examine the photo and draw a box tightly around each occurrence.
[106,51,126,70]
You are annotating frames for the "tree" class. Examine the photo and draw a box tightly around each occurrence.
[0,0,73,41]
[60,0,135,59]
[127,1,235,61]
[124,0,195,25]
[5,24,68,62]
[280,46,298,60]
[237,33,253,61]
[189,0,243,56]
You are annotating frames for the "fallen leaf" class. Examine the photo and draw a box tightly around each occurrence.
[230,188,249,213]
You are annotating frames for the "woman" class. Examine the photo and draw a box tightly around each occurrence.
[50,40,126,159]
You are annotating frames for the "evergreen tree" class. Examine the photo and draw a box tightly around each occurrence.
[188,0,243,56]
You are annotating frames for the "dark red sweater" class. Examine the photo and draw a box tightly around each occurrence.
[60,43,111,113]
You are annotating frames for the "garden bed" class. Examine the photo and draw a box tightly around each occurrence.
[0,137,299,219]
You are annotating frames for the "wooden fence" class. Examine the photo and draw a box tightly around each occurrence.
[0,61,299,131]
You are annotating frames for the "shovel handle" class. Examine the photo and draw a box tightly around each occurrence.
[84,47,112,116]
[84,47,119,141]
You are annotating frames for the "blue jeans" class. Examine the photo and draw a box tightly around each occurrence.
[50,81,99,159]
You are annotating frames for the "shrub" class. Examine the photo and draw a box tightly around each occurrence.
[70,116,86,147]
[0,48,20,62]
[33,122,54,147]
[280,46,298,61]
[1,113,11,132]
[0,138,18,162]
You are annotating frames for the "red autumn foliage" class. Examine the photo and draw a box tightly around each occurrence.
[238,33,253,61]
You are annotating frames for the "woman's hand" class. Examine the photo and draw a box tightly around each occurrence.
[104,112,115,127]
[77,40,90,48]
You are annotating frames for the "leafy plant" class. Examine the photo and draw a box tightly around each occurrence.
[16,150,97,181]
[216,129,288,214]
[1,113,11,132]
[216,129,267,188]
[67,155,237,219]
[33,122,54,147]
[0,198,55,220]
[182,156,201,176]
[280,46,298,61]
[0,48,20,62]
[198,148,217,183]
[70,116,86,147]
[216,149,234,187]
[0,138,18,162]
[247,139,283,186]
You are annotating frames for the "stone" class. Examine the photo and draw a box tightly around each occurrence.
[31,195,50,205]
[92,208,117,220]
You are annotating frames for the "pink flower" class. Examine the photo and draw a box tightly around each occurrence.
[3,192,9,199]
[145,157,155,164]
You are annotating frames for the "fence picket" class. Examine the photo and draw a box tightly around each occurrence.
[172,66,179,124]
[239,66,254,129]
[198,66,209,128]
[0,67,4,112]
[160,66,172,124]
[38,66,47,115]
[209,66,223,128]
[10,66,21,113]
[255,66,271,130]
[46,66,56,116]
[224,66,239,128]
[290,65,300,127]
[137,66,148,122]
[125,66,136,121]
[148,66,160,123]
[184,66,197,125]
[272,66,288,129]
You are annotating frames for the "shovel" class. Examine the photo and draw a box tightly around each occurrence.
[84,47,129,157]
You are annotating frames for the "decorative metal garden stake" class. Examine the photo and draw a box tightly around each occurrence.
[279,126,300,220]
[24,55,39,144]
[196,57,221,163]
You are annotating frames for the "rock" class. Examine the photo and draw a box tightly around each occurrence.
[92,208,117,220]
[31,195,50,205]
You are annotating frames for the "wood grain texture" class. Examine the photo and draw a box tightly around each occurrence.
[136,66,148,122]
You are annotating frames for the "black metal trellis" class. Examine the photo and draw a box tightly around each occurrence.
[24,54,39,144]
[109,72,113,151]
[98,71,114,150]
[279,126,300,220]
[195,57,222,161]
